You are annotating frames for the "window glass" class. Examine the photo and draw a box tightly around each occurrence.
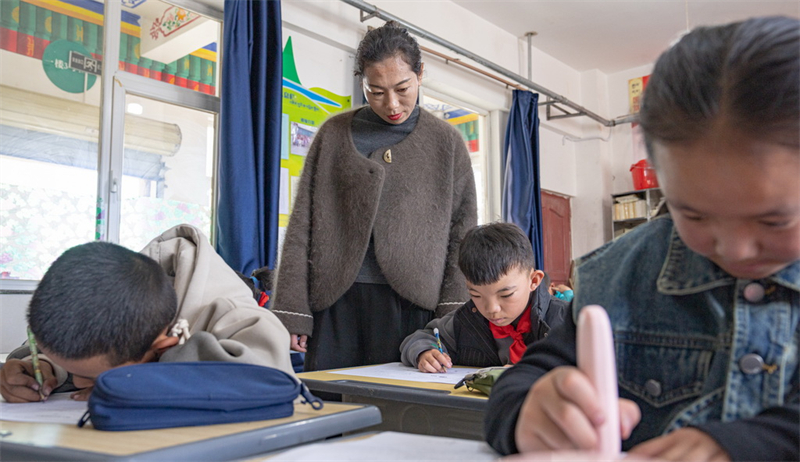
[0,0,105,280]
[118,95,215,251]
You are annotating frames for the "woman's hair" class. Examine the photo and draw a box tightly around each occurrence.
[458,222,535,286]
[354,21,422,77]
[28,241,177,366]
[639,16,800,156]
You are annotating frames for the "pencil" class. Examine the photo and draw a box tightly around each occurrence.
[433,328,444,353]
[27,326,45,401]
[433,328,449,372]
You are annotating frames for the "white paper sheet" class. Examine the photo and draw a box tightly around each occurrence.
[326,362,481,385]
[0,393,87,425]
[264,431,500,461]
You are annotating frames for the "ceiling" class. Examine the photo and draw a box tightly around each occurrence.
[450,0,800,74]
[184,0,799,74]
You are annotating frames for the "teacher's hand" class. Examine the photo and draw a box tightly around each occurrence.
[290,334,308,353]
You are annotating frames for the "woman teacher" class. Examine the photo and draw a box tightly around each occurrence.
[272,22,478,371]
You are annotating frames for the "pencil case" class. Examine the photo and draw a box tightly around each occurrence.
[454,366,507,396]
[78,362,323,431]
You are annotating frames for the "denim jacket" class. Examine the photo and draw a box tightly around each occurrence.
[575,215,799,444]
[485,216,799,460]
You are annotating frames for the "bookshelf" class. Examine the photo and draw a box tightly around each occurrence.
[611,188,664,240]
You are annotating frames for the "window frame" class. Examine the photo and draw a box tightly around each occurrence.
[99,0,222,243]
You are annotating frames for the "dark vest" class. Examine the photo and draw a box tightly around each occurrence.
[451,288,569,367]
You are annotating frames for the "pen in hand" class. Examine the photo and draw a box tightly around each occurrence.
[433,328,449,371]
[27,326,46,402]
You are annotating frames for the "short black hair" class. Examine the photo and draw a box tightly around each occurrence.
[458,222,535,286]
[640,16,800,158]
[28,241,177,366]
[354,21,422,77]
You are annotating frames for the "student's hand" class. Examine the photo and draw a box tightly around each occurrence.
[629,427,731,461]
[514,366,641,453]
[417,349,452,373]
[0,358,57,403]
[290,334,308,353]
[70,386,94,401]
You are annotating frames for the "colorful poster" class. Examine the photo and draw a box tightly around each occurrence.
[628,75,650,114]
[279,36,351,229]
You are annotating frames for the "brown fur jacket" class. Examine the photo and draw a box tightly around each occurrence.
[271,107,478,336]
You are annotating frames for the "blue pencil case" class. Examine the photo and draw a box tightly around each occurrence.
[78,362,323,431]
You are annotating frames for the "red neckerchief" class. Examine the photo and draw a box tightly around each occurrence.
[489,304,532,364]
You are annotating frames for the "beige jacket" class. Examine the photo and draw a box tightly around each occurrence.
[272,108,478,336]
[140,224,294,376]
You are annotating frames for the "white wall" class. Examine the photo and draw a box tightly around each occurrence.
[607,64,655,194]
[279,0,663,260]
[0,292,32,354]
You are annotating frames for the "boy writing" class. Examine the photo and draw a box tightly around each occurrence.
[0,224,295,403]
[400,222,568,372]
[485,16,799,462]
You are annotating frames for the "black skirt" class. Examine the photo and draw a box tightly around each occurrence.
[303,283,434,371]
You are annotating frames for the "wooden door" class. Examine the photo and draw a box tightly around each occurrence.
[541,191,572,287]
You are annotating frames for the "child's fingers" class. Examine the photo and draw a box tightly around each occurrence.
[0,360,45,402]
[0,359,37,387]
[417,351,447,373]
[432,351,452,368]
[619,398,642,439]
[0,383,45,403]
[515,368,602,452]
[70,386,94,401]
[539,393,599,449]
[629,428,730,462]
[38,360,58,396]
[552,367,606,426]
[289,334,307,353]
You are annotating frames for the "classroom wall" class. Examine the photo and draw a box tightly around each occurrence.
[1,293,32,354]
[281,0,617,258]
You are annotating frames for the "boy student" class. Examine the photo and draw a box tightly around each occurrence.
[399,222,568,372]
[0,224,295,403]
[485,16,799,462]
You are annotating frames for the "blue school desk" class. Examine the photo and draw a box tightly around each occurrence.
[298,364,488,440]
[0,402,381,461]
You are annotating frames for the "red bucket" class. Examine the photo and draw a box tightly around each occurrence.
[630,159,659,190]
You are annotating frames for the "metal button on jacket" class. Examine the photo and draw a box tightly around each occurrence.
[383,149,392,163]
[739,353,765,374]
[743,282,765,303]
[645,379,662,397]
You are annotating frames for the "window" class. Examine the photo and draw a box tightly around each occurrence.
[422,94,490,224]
[0,0,221,281]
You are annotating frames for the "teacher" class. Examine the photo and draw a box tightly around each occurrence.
[272,21,478,371]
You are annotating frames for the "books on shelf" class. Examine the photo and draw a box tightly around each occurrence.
[613,198,648,220]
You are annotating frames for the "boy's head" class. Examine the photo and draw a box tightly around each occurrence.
[28,241,178,383]
[458,223,544,327]
[639,16,800,280]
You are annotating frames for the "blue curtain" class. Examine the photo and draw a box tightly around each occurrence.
[502,90,545,269]
[215,0,282,276]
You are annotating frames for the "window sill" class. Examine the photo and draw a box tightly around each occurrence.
[0,279,39,294]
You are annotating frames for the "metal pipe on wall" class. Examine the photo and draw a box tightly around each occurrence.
[340,0,634,127]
